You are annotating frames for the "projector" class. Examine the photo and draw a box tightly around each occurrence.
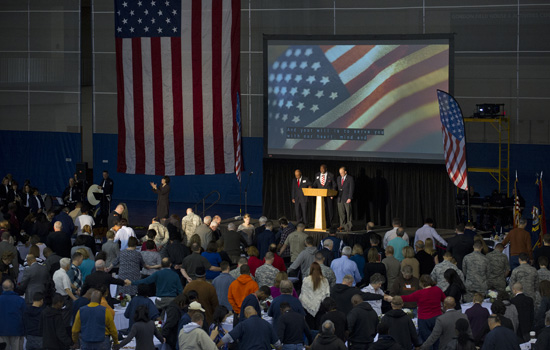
[473,104,504,118]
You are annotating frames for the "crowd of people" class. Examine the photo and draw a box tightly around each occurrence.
[1,174,550,349]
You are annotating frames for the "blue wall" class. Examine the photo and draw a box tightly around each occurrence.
[92,134,263,206]
[0,129,548,224]
[0,131,81,196]
[467,142,550,219]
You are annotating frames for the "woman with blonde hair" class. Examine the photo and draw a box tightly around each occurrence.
[299,262,330,329]
[238,213,255,245]
[424,238,439,264]
[402,246,420,279]
[350,244,365,280]
[76,247,95,282]
[270,271,298,298]
[364,247,387,288]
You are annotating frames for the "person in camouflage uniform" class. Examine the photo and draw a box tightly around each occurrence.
[431,252,465,291]
[486,243,510,292]
[509,252,539,302]
[537,256,550,282]
[462,241,488,302]
[254,252,280,287]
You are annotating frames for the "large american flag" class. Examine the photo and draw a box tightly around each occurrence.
[437,90,468,190]
[268,44,449,154]
[115,0,240,176]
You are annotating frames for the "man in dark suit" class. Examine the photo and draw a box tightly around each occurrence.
[29,188,46,214]
[291,169,311,225]
[510,282,534,342]
[81,259,125,306]
[99,170,114,227]
[62,178,81,211]
[336,167,354,232]
[312,164,337,226]
[446,223,474,270]
[46,221,72,258]
[18,254,51,304]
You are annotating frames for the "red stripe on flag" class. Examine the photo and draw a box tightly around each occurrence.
[191,0,205,175]
[231,0,241,174]
[116,38,127,173]
[151,37,165,175]
[211,3,224,173]
[131,38,145,174]
[171,37,185,175]
[331,45,375,73]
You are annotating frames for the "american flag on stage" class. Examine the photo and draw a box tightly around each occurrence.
[532,173,546,248]
[115,0,240,176]
[437,90,468,190]
[268,44,449,153]
[234,92,242,182]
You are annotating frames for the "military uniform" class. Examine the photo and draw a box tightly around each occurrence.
[486,250,509,291]
[319,263,336,288]
[538,267,550,282]
[509,263,539,301]
[462,251,488,302]
[254,264,279,287]
[430,260,465,292]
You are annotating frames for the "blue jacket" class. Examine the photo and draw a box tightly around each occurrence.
[80,304,107,342]
[229,315,279,350]
[482,326,520,350]
[256,230,275,259]
[212,273,235,311]
[239,294,261,321]
[0,291,26,336]
[132,268,183,297]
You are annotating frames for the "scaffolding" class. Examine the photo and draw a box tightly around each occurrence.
[464,116,511,196]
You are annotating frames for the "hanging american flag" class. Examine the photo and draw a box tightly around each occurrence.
[437,90,468,190]
[234,92,242,182]
[115,0,240,176]
[532,173,546,248]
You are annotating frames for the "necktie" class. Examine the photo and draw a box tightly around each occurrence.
[341,177,344,186]
[297,179,300,187]
[321,174,325,186]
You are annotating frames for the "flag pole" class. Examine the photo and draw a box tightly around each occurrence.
[467,187,471,222]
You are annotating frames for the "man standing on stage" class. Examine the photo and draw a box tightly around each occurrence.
[313,164,337,226]
[337,167,354,232]
[291,169,310,225]
[99,170,114,227]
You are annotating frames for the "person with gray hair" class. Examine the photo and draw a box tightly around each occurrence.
[310,320,347,350]
[361,273,386,315]
[194,216,213,251]
[268,279,305,326]
[219,222,248,264]
[330,246,362,285]
[53,258,78,301]
[319,238,335,266]
[80,259,126,298]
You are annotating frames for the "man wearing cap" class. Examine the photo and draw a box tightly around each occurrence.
[178,312,217,350]
[219,306,281,350]
[183,266,219,324]
[177,301,207,342]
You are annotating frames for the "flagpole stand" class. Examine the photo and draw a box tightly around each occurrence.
[235,178,243,220]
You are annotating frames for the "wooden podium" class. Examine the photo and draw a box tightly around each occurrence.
[302,188,338,232]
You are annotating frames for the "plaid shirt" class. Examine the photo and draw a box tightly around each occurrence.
[69,264,82,290]
[278,223,295,258]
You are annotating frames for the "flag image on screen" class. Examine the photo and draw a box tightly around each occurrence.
[265,37,452,162]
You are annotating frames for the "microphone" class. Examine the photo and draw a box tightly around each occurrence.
[249,171,254,176]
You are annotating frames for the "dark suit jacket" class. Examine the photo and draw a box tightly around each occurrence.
[101,177,114,196]
[511,293,534,342]
[81,270,125,296]
[46,231,72,258]
[446,234,474,269]
[29,195,45,213]
[423,309,471,349]
[153,184,170,218]
[336,175,354,203]
[312,172,337,190]
[62,186,81,203]
[291,177,311,203]
[19,262,51,303]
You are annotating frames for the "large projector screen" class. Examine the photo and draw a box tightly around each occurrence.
[263,35,453,162]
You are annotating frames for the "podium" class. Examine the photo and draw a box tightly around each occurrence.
[302,188,338,232]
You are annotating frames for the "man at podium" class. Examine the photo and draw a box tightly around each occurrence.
[312,164,337,226]
[291,169,311,225]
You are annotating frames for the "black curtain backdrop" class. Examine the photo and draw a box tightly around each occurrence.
[262,158,457,229]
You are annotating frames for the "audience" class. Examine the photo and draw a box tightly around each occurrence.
[3,177,550,350]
